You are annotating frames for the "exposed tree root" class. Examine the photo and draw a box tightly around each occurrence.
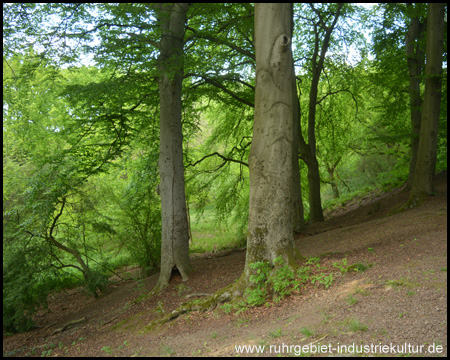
[50,317,88,336]
[145,253,304,332]
[185,293,211,298]
[145,277,246,331]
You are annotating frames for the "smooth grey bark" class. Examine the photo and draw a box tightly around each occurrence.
[405,5,426,190]
[154,3,192,291]
[245,3,301,278]
[406,3,445,207]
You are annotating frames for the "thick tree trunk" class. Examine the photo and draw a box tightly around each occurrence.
[405,7,426,190]
[154,3,192,291]
[244,3,302,282]
[406,3,445,207]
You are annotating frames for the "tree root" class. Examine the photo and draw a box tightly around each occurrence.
[185,293,211,298]
[145,278,246,331]
[50,317,88,336]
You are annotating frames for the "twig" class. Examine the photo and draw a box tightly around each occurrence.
[309,334,328,346]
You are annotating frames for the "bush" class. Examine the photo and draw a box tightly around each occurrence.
[3,248,49,333]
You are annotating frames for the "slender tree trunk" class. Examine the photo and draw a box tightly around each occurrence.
[303,68,328,223]
[154,3,192,291]
[298,4,342,223]
[405,6,426,190]
[406,3,445,207]
[325,164,340,199]
[243,3,302,282]
[291,21,305,233]
[304,70,325,223]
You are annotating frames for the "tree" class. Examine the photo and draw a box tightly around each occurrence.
[153,3,192,291]
[3,56,115,331]
[291,63,305,232]
[296,3,343,223]
[369,4,446,191]
[406,3,445,207]
[244,3,302,279]
[404,4,427,190]
[315,59,359,199]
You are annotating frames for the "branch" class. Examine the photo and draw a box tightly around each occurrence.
[186,152,248,169]
[126,32,160,50]
[317,88,353,105]
[185,26,255,61]
[186,74,254,108]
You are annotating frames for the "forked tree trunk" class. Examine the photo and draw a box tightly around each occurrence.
[243,3,302,281]
[154,3,192,291]
[406,3,445,207]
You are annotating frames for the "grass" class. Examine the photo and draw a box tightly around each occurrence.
[299,327,315,338]
[269,328,283,338]
[189,207,246,253]
[385,277,419,289]
[348,318,368,332]
[159,344,175,356]
[346,294,359,306]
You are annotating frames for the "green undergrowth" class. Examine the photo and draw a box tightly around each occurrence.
[219,256,372,315]
[189,207,247,254]
[141,255,372,332]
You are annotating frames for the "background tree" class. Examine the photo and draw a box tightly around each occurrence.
[404,3,427,190]
[406,3,446,207]
[3,55,116,331]
[296,3,343,223]
[182,3,256,235]
[370,4,447,193]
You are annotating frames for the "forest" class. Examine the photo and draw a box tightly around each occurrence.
[3,3,447,355]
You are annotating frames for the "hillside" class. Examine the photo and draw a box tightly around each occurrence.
[3,171,447,357]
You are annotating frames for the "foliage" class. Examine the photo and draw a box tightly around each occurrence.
[240,256,351,310]
[107,149,162,277]
[2,51,143,331]
[2,3,447,333]
[3,247,47,333]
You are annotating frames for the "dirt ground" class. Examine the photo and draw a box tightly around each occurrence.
[3,172,447,357]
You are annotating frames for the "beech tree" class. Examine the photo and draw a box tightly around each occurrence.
[154,3,192,290]
[406,3,445,207]
[244,3,302,278]
[404,4,427,190]
[297,3,343,223]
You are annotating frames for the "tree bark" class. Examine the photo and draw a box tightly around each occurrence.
[405,5,426,190]
[298,4,342,223]
[292,86,305,232]
[325,163,340,199]
[154,3,192,291]
[244,3,302,280]
[406,3,445,207]
[291,17,305,233]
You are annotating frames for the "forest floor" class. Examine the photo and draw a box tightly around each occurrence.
[3,171,447,357]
